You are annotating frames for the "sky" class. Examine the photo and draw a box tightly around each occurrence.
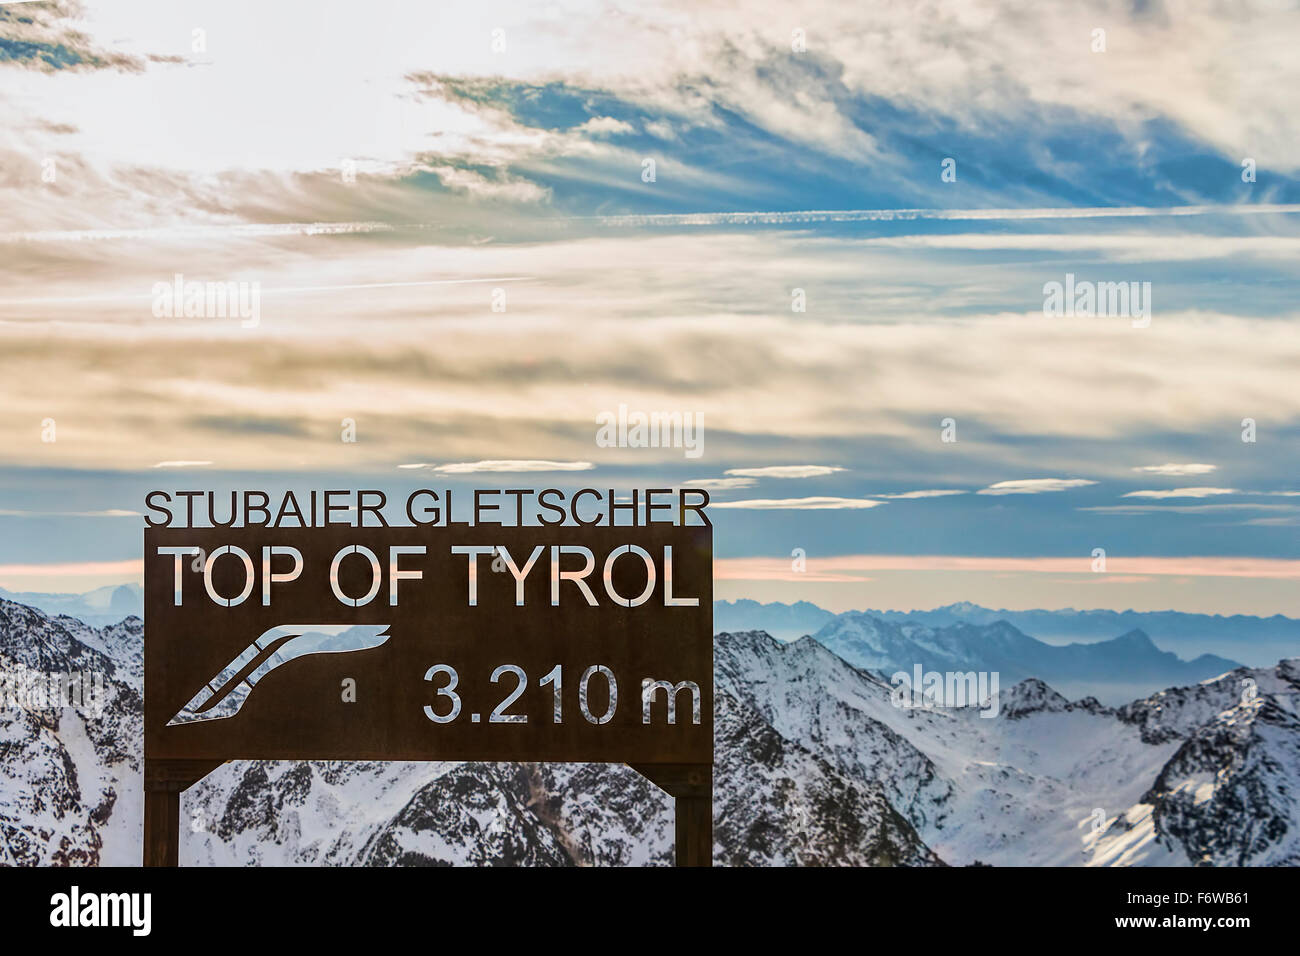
[2,0,1299,616]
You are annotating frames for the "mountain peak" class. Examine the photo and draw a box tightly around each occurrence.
[1000,678,1071,719]
[1111,629,1157,650]
[939,601,987,615]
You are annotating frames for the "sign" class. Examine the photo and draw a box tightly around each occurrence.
[141,488,714,865]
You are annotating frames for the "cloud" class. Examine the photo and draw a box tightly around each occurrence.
[875,490,967,499]
[4,228,1300,474]
[576,116,636,136]
[9,0,1297,254]
[1122,487,1238,499]
[3,5,1300,495]
[977,479,1097,496]
[1081,504,1299,515]
[1,218,1299,478]
[425,166,550,203]
[1133,463,1218,476]
[0,509,139,517]
[682,477,756,490]
[724,465,845,479]
[0,558,142,578]
[709,497,884,510]
[428,460,596,474]
[0,2,146,74]
[152,460,212,468]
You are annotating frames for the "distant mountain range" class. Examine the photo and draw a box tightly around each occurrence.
[864,602,1300,665]
[14,589,1296,672]
[716,599,1300,665]
[712,599,837,640]
[0,583,142,628]
[810,613,1240,705]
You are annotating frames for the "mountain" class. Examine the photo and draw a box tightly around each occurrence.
[713,599,836,640]
[716,630,1300,866]
[0,600,142,865]
[862,602,1300,667]
[711,599,1300,668]
[1097,660,1300,866]
[810,612,1241,705]
[0,583,143,628]
[1,594,1295,866]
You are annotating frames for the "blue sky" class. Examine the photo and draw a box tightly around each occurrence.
[2,0,1299,615]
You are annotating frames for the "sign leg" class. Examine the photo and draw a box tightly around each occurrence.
[674,791,712,867]
[143,758,223,867]
[143,787,180,867]
[629,763,713,867]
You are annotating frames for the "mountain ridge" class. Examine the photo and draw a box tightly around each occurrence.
[716,596,1293,668]
[2,595,1295,867]
[810,612,1240,705]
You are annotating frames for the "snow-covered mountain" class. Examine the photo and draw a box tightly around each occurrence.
[717,630,1299,866]
[0,600,142,865]
[1,596,1296,866]
[811,612,1241,705]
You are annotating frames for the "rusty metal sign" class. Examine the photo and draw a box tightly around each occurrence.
[141,495,713,865]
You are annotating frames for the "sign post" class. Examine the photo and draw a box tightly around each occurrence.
[143,513,713,866]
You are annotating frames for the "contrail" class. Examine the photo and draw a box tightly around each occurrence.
[568,203,1300,228]
[7,203,1299,244]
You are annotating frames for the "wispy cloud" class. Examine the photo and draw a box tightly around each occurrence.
[0,559,142,578]
[1122,487,1238,499]
[724,465,844,479]
[1081,504,1299,515]
[424,460,596,474]
[683,477,757,490]
[152,460,212,468]
[1133,463,1218,476]
[710,497,884,511]
[0,509,140,518]
[977,479,1097,496]
[875,490,967,499]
